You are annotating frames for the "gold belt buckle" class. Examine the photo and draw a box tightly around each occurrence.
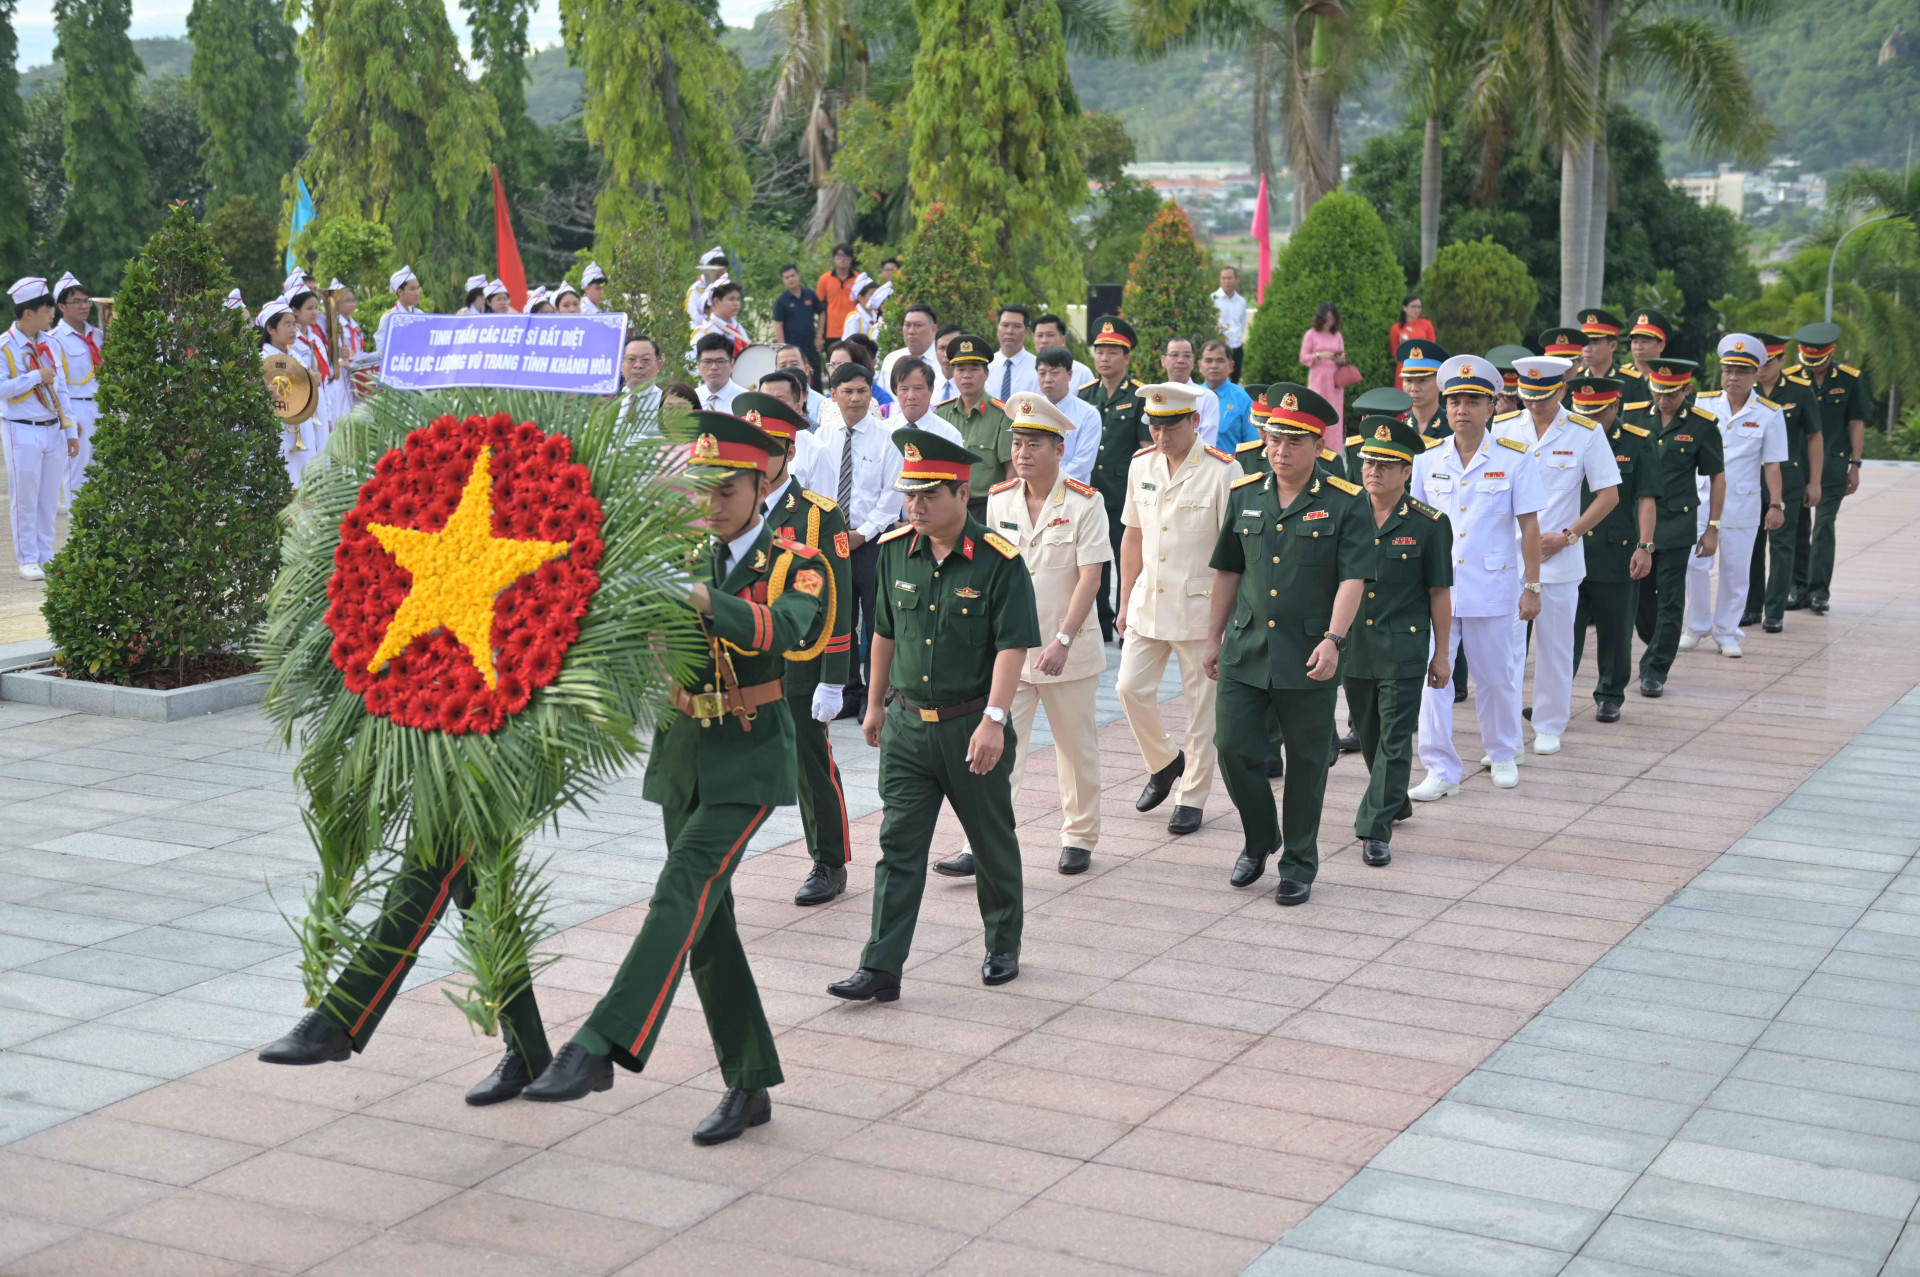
[917,706,940,723]
[688,692,726,722]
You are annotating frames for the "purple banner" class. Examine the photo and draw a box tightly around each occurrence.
[377,312,629,395]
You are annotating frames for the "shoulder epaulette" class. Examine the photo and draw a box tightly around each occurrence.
[1697,390,1724,400]
[1318,448,1340,462]
[988,397,1006,410]
[1623,400,1650,411]
[1230,472,1264,489]
[1787,374,1811,386]
[1203,445,1231,463]
[1063,477,1096,498]
[1325,475,1362,496]
[988,477,1019,494]
[772,536,820,559]
[1621,366,1645,377]
[1496,436,1529,452]
[1133,444,1155,457]
[982,531,1020,559]
[1493,409,1523,422]
[1839,364,1860,376]
[1621,422,1651,437]
[1345,434,1363,448]
[1690,405,1718,420]
[876,524,914,544]
[1235,438,1263,454]
[1755,394,1779,410]
[801,489,839,512]
[1567,412,1597,429]
[1783,364,1801,376]
[1421,435,1445,449]
[1408,498,1442,520]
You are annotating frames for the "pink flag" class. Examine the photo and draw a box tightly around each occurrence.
[1251,173,1272,305]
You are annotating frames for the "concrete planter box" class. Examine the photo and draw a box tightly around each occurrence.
[0,663,267,721]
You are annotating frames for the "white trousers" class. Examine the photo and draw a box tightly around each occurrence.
[1420,613,1523,784]
[283,424,310,487]
[64,398,96,500]
[1686,523,1760,646]
[1514,580,1581,738]
[967,674,1103,854]
[1117,634,1217,807]
[7,421,64,565]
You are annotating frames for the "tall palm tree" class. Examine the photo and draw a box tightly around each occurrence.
[1367,0,1479,274]
[762,0,873,245]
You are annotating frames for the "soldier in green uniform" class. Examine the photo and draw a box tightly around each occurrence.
[1397,339,1449,439]
[936,333,1013,519]
[1787,321,1869,615]
[1206,383,1371,906]
[827,428,1040,1000]
[1488,344,1537,418]
[1627,359,1724,697]
[1574,308,1626,379]
[1743,334,1822,631]
[1232,387,1286,779]
[1567,376,1656,722]
[733,393,857,906]
[1082,316,1150,642]
[523,412,826,1149]
[1343,416,1453,868]
[1620,308,1671,389]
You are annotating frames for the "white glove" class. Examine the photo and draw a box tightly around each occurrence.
[810,683,844,723]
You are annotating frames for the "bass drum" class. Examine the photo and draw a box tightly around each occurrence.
[731,342,778,390]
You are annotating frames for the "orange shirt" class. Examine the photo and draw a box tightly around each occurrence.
[817,269,859,341]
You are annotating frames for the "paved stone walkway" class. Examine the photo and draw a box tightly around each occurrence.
[0,463,1913,1275]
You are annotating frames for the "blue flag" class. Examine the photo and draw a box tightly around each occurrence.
[285,177,315,274]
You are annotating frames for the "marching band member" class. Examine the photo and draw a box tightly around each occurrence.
[692,280,751,359]
[683,247,725,324]
[460,274,488,316]
[581,261,608,314]
[484,279,511,314]
[523,286,553,314]
[318,280,361,426]
[375,266,423,360]
[49,272,103,505]
[224,288,249,321]
[552,281,582,313]
[1,278,76,580]
[255,299,307,486]
[287,287,335,455]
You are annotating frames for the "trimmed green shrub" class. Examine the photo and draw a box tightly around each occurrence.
[1120,201,1217,381]
[45,205,291,685]
[1244,191,1405,394]
[1422,237,1539,355]
[883,200,997,339]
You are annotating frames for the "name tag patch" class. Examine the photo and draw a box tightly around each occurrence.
[1391,536,1416,545]
[1139,481,1158,491]
[1303,510,1330,521]
[1484,471,1506,479]
[1046,517,1070,528]
[999,521,1018,530]
[1551,450,1574,456]
[1676,434,1693,442]
[893,580,917,593]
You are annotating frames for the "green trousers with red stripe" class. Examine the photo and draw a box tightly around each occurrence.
[318,854,551,1075]
[791,691,851,867]
[576,799,784,1089]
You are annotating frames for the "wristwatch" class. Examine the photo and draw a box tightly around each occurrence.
[1055,631,1074,647]
[1770,501,1785,510]
[1637,541,1656,552]
[983,705,1008,724]
[1322,631,1347,652]
[1707,519,1721,529]
[1523,582,1544,595]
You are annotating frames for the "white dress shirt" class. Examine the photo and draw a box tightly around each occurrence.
[698,380,740,413]
[1212,289,1249,346]
[879,346,939,390]
[1069,359,1096,392]
[895,408,963,446]
[581,295,602,315]
[809,410,902,541]
[1491,406,1621,585]
[618,384,664,436]
[1694,390,1789,531]
[49,319,102,405]
[1413,431,1547,617]
[1050,392,1104,483]
[986,347,1040,400]
[1193,382,1220,446]
[718,515,765,577]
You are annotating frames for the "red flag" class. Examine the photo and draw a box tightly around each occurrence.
[1251,173,1272,305]
[492,164,527,310]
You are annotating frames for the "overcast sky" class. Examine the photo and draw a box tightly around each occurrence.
[13,0,778,70]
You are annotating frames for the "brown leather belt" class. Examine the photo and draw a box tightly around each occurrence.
[673,678,785,727]
[894,694,988,723]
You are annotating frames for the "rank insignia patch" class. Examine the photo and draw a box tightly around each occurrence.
[833,531,850,557]
[793,569,824,597]
[954,586,981,599]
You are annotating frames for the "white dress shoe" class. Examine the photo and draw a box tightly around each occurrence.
[1720,642,1743,658]
[1533,734,1561,754]
[1677,632,1702,651]
[1490,760,1520,788]
[1409,773,1460,802]
[16,564,43,581]
[1481,752,1523,766]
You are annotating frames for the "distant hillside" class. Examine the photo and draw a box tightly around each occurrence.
[526,45,583,126]
[21,35,193,93]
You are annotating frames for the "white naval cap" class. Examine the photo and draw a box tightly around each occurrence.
[463,274,488,294]
[582,261,606,285]
[326,277,347,292]
[1512,354,1572,400]
[552,279,578,298]
[1437,353,1501,397]
[389,265,417,292]
[1136,381,1204,418]
[7,277,48,306]
[697,246,726,268]
[1717,332,1764,370]
[521,286,548,313]
[1005,392,1077,436]
[224,288,246,311]
[53,271,82,298]
[484,278,508,297]
[282,268,311,294]
[255,298,291,329]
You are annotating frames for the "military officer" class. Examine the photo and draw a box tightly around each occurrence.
[1495,355,1621,755]
[936,333,1014,518]
[1745,332,1822,631]
[1397,339,1449,438]
[826,429,1039,1001]
[1788,321,1869,615]
[1206,382,1370,904]
[734,393,857,907]
[1567,376,1657,722]
[1408,355,1545,800]
[1628,358,1725,697]
[1575,308,1625,379]
[1538,328,1585,362]
[524,413,826,1151]
[1082,316,1150,642]
[1116,381,1241,836]
[1233,388,1289,780]
[1680,335,1786,658]
[1622,308,1671,386]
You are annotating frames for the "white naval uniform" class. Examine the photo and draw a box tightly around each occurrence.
[1116,437,1240,808]
[267,343,313,486]
[1492,406,1620,740]
[1685,389,1788,646]
[1412,430,1546,782]
[295,326,336,457]
[49,318,102,500]
[0,326,75,566]
[579,294,602,315]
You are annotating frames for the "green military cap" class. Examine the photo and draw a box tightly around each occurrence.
[1537,327,1586,359]
[893,426,981,492]
[1351,385,1412,415]
[1262,382,1337,436]
[1577,307,1624,339]
[948,333,993,364]
[1568,375,1624,412]
[1793,321,1842,366]
[1750,332,1791,362]
[1485,344,1534,371]
[729,391,806,442]
[1355,414,1423,464]
[684,410,782,479]
[1089,315,1137,351]
[1644,357,1699,394]
[1628,308,1672,344]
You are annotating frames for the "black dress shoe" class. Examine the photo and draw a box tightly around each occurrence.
[521,1042,613,1102]
[1740,610,1761,627]
[982,952,1019,985]
[1361,839,1391,867]
[1595,702,1621,723]
[1275,878,1312,906]
[1167,805,1202,835]
[1058,846,1091,875]
[794,863,847,906]
[933,851,975,877]
[1454,683,1468,704]
[1811,597,1830,614]
[465,1049,532,1106]
[828,968,900,1002]
[1136,751,1185,812]
[692,1086,771,1145]
[1230,850,1269,888]
[258,1011,351,1065]
[1785,595,1809,611]
[1639,677,1664,698]
[1521,706,1532,722]
[1763,617,1783,633]
[1337,731,1360,753]
[1265,757,1284,779]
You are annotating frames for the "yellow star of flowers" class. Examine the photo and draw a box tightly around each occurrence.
[365,446,571,689]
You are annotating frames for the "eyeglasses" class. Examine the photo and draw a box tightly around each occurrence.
[697,357,732,371]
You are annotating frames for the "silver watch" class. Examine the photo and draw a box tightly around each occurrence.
[1523,581,1544,594]
[1055,631,1074,647]
[983,705,1008,724]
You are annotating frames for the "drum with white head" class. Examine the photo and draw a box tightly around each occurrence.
[731,342,777,390]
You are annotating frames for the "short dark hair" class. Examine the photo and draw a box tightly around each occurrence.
[780,263,799,275]
[625,334,660,359]
[1163,334,1194,356]
[832,242,855,259]
[904,303,937,324]
[288,289,316,312]
[892,359,936,392]
[935,323,962,343]
[1199,338,1230,358]
[465,285,485,306]
[844,332,880,362]
[881,257,901,269]
[1033,313,1069,336]
[663,380,700,408]
[997,303,1031,326]
[1035,345,1074,371]
[14,292,53,316]
[828,339,871,369]
[694,333,735,361]
[707,280,742,303]
[759,369,808,401]
[829,361,872,390]
[55,283,87,306]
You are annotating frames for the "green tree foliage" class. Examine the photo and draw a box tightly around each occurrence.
[1243,190,1405,390]
[54,0,150,291]
[0,1,32,282]
[604,199,692,361]
[1077,109,1159,287]
[185,0,296,214]
[829,98,912,237]
[291,0,498,299]
[881,200,996,340]
[904,0,1087,306]
[461,0,538,182]
[206,193,277,304]
[45,205,289,685]
[1119,201,1215,381]
[1419,237,1539,355]
[300,212,397,296]
[138,77,210,213]
[561,0,750,245]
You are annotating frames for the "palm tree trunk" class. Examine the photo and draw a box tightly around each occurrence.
[1559,139,1592,323]
[806,182,857,245]
[1251,38,1277,221]
[1585,137,1611,307]
[1419,114,1442,275]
